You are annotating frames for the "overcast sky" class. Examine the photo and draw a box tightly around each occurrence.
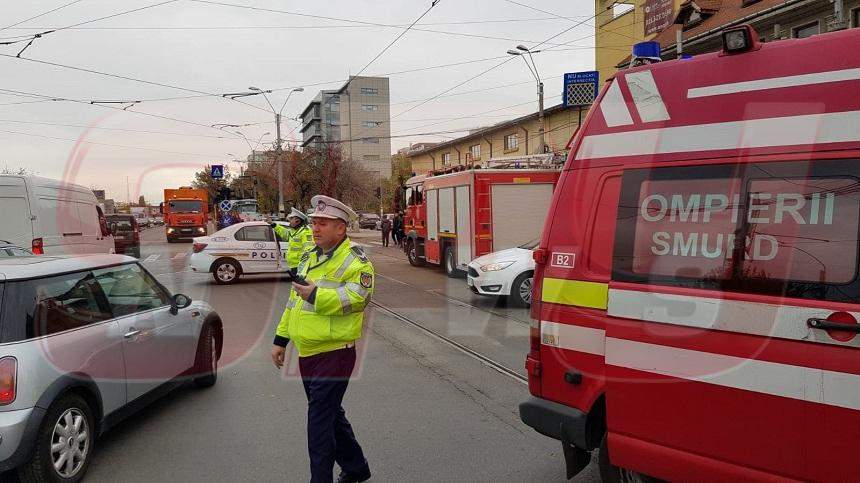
[0,0,599,203]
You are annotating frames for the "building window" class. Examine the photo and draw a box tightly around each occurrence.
[612,3,634,18]
[361,104,379,112]
[360,87,379,95]
[504,134,518,151]
[362,121,381,128]
[363,155,380,161]
[469,144,481,159]
[793,21,819,38]
[441,153,451,165]
[853,8,860,28]
[362,137,379,144]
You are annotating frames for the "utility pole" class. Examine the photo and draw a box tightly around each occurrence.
[508,45,546,154]
[275,112,284,214]
[249,86,303,216]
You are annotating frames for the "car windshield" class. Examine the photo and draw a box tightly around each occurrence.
[169,200,202,213]
[109,219,134,232]
[236,203,258,214]
[518,238,539,249]
[0,247,32,257]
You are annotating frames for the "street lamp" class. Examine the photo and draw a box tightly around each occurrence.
[249,86,304,215]
[508,45,546,154]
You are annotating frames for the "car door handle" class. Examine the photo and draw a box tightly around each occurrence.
[807,318,860,333]
[124,329,141,339]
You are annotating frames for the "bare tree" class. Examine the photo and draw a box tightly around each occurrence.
[1,165,35,175]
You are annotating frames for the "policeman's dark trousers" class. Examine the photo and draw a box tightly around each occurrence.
[300,347,369,483]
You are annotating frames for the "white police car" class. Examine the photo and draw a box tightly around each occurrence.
[189,221,292,284]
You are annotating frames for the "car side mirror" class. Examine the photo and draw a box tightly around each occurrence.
[171,293,192,315]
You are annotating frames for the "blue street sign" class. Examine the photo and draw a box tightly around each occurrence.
[563,71,599,107]
[211,165,224,179]
[219,199,233,212]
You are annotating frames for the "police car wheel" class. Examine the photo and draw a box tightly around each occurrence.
[509,271,533,308]
[598,434,658,483]
[212,259,241,285]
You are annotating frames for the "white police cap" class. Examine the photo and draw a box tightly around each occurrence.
[287,207,308,222]
[309,195,357,223]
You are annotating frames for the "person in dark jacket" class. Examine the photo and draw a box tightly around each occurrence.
[392,213,403,246]
[380,215,392,247]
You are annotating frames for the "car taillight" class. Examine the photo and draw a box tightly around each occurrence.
[0,357,17,405]
[32,238,44,255]
[193,242,207,253]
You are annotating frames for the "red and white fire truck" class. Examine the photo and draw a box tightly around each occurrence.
[520,26,860,481]
[402,157,562,276]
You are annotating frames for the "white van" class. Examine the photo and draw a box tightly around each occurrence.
[0,175,115,255]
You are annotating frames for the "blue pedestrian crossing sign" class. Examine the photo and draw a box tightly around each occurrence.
[211,165,224,179]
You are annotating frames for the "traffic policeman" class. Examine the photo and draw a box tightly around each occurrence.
[271,195,374,483]
[272,207,315,274]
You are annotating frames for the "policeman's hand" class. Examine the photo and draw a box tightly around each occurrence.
[292,279,316,301]
[271,345,286,369]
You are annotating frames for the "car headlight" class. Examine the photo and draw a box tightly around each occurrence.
[480,261,515,272]
[166,228,175,234]
[196,227,205,233]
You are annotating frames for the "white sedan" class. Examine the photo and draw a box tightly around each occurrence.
[189,221,291,284]
[466,239,538,307]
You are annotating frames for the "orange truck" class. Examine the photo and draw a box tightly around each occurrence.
[161,187,208,242]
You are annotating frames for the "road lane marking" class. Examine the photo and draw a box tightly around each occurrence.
[143,254,160,263]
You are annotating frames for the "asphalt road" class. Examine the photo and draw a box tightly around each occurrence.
[7,226,601,482]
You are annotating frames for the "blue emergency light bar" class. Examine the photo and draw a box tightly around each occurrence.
[632,41,661,58]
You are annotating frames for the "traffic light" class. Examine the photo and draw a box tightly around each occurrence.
[374,187,381,199]
[219,186,232,200]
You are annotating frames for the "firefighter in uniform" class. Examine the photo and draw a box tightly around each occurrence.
[271,195,374,483]
[272,207,316,274]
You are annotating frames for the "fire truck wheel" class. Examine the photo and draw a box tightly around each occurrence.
[407,240,425,267]
[598,434,659,483]
[444,246,462,278]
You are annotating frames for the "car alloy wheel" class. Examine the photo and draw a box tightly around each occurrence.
[216,262,237,283]
[51,408,90,478]
[519,276,533,304]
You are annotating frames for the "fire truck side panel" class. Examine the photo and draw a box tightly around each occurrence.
[425,188,439,264]
[455,185,473,267]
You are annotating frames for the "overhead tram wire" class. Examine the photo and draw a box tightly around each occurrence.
[0,87,247,138]
[0,53,272,116]
[0,16,598,34]
[391,7,607,121]
[0,128,231,158]
[0,0,86,33]
[352,0,441,79]
[0,119,236,139]
[183,0,578,50]
[503,0,642,43]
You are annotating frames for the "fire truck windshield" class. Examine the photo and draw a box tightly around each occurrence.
[168,200,202,213]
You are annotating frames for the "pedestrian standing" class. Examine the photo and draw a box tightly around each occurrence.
[380,215,391,247]
[271,195,374,483]
[392,212,403,246]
